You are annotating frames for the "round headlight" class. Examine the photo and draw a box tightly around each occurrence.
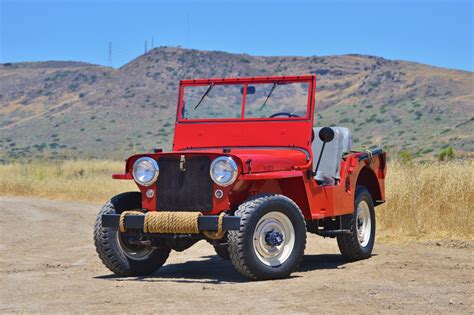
[210,156,238,187]
[132,157,159,186]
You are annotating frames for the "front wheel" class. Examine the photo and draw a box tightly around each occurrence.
[337,186,376,261]
[228,194,306,280]
[94,192,170,276]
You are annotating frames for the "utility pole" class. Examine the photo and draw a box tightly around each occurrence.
[107,42,112,67]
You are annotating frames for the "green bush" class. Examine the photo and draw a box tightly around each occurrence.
[397,150,413,164]
[438,146,455,161]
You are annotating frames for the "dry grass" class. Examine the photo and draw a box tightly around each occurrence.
[0,160,137,203]
[377,160,473,241]
[0,159,472,240]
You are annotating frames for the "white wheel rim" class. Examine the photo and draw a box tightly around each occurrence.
[117,231,153,261]
[253,211,295,267]
[356,200,372,248]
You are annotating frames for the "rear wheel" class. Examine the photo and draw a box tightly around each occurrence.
[228,194,306,280]
[94,192,170,276]
[337,186,376,261]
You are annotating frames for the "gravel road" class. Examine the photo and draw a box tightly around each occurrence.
[0,197,472,313]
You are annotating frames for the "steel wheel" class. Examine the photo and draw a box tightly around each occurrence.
[356,200,372,248]
[228,194,306,280]
[117,231,154,261]
[253,211,295,267]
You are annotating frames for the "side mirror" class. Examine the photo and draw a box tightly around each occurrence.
[319,127,334,143]
[241,86,256,95]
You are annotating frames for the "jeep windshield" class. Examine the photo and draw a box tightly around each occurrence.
[178,77,312,121]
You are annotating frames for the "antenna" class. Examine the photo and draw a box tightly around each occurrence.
[151,36,154,49]
[144,40,148,54]
[107,42,112,67]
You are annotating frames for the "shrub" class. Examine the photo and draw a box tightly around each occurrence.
[397,150,413,164]
[438,146,455,161]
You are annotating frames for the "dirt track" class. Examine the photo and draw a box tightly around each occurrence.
[0,197,472,313]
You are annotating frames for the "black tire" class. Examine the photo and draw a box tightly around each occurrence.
[337,186,376,261]
[93,192,170,276]
[228,194,306,280]
[213,245,230,260]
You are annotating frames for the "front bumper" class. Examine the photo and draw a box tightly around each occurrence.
[101,213,241,232]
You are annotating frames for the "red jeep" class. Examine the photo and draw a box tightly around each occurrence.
[94,75,386,280]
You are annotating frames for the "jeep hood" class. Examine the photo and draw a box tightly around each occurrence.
[180,147,309,174]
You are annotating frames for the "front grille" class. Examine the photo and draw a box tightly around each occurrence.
[156,156,213,212]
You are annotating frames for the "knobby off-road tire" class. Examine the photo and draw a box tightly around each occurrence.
[228,194,306,280]
[213,245,231,260]
[94,192,170,276]
[337,186,376,261]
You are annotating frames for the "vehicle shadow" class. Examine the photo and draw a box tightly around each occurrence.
[95,253,349,284]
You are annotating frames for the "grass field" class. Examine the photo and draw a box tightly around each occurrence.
[0,159,472,241]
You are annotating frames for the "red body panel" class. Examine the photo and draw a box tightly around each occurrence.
[113,75,386,221]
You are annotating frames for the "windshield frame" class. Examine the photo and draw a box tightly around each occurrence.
[176,75,316,123]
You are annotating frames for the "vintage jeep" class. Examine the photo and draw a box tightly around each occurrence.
[94,75,386,280]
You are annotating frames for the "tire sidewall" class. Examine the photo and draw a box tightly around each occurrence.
[239,196,306,279]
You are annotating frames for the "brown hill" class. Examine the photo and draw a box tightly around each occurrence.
[0,47,472,161]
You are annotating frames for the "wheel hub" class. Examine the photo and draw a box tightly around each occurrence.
[117,231,154,260]
[265,230,284,246]
[253,211,295,267]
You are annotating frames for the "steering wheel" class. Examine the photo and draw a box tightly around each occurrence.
[269,112,300,118]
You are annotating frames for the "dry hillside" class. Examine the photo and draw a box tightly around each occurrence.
[0,47,473,161]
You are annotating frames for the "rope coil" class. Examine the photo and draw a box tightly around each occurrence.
[118,210,226,239]
[202,212,226,240]
[119,210,144,233]
[144,211,201,234]
[365,149,373,164]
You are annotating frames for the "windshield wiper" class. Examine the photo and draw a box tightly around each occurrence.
[259,82,278,111]
[193,83,215,110]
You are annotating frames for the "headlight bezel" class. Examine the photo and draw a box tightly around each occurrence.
[210,156,238,187]
[132,157,159,186]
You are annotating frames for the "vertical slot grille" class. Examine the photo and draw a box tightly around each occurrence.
[156,156,213,211]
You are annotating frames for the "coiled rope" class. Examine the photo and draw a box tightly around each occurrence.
[119,210,144,233]
[365,149,373,163]
[202,212,226,240]
[118,210,225,239]
[144,211,201,234]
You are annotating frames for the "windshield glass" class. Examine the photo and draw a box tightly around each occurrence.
[181,81,309,120]
[183,84,243,119]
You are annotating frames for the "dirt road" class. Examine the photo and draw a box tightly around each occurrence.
[0,197,472,313]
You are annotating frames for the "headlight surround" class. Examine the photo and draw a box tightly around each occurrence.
[210,156,238,187]
[132,157,159,186]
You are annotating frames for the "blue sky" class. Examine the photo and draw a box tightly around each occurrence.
[1,0,472,71]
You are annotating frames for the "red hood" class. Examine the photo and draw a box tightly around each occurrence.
[126,147,310,174]
[180,148,309,174]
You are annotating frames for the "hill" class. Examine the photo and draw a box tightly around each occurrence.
[0,47,473,161]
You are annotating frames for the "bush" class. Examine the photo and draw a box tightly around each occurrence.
[438,146,455,161]
[397,150,413,164]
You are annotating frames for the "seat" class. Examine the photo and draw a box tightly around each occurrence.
[312,127,352,185]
